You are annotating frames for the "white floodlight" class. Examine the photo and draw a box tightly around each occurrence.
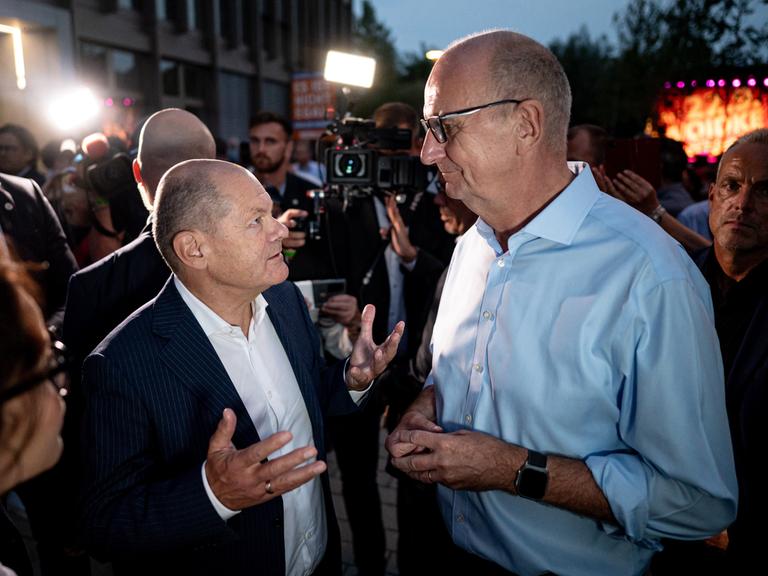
[47,87,101,132]
[323,50,376,88]
[425,50,444,61]
[0,24,26,90]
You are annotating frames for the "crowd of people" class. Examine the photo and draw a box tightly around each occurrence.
[1,28,765,576]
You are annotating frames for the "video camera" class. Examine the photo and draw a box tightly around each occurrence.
[323,117,435,196]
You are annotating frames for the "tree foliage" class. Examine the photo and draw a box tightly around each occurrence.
[554,0,768,135]
[349,0,768,133]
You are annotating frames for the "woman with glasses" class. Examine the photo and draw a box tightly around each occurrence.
[0,258,67,576]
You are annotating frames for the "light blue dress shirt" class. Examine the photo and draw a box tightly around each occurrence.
[429,164,737,576]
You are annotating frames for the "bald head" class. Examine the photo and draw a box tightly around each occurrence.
[136,108,216,205]
[153,159,239,272]
[439,30,572,155]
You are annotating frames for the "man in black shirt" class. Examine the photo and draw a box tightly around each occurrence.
[692,128,768,571]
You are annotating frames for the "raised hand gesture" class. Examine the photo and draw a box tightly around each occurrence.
[345,304,404,391]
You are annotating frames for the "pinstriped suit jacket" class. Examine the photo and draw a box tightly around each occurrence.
[81,278,354,575]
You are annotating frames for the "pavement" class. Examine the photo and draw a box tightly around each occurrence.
[328,428,400,576]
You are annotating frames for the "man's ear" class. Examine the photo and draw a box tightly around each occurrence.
[132,158,143,185]
[708,182,716,203]
[514,100,544,154]
[173,231,207,271]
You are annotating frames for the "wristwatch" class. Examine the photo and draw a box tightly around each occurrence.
[515,449,549,500]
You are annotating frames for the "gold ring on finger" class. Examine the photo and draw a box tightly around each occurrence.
[265,480,274,494]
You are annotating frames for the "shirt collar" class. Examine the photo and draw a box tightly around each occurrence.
[174,276,269,338]
[476,161,601,248]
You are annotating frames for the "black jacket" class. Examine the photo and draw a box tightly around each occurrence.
[0,172,78,331]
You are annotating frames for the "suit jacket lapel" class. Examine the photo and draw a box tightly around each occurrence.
[152,279,261,447]
[264,287,325,456]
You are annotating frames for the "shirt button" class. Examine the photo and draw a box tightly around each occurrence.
[456,514,464,523]
[496,258,505,268]
[482,310,494,320]
[4,202,12,211]
[473,363,483,373]
[464,414,472,425]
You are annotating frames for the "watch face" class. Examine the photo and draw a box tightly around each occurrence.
[517,467,548,500]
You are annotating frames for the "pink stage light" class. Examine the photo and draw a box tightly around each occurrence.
[707,154,718,164]
[732,79,741,88]
[122,97,133,106]
[664,81,672,89]
[747,78,756,87]
[717,79,726,87]
[676,81,685,89]
[691,80,697,87]
[104,97,114,107]
[706,79,715,88]
[763,78,768,87]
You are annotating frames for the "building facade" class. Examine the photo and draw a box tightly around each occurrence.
[0,0,353,144]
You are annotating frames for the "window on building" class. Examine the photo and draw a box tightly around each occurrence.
[186,0,203,31]
[184,64,205,99]
[160,59,180,96]
[113,49,140,92]
[117,0,143,11]
[81,43,109,88]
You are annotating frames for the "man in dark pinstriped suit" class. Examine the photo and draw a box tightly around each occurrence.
[80,159,403,576]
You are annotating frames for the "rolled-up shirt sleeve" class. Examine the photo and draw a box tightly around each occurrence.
[586,276,738,543]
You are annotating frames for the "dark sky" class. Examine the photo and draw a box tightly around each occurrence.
[362,0,636,55]
[361,0,768,56]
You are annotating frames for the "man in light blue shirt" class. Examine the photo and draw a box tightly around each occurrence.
[387,30,737,576]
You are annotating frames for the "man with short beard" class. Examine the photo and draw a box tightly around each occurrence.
[248,112,318,215]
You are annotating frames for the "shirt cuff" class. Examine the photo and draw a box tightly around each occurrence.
[201,462,239,521]
[344,357,374,405]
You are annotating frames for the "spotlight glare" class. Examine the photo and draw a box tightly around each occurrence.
[732,78,741,88]
[323,50,376,88]
[47,87,100,132]
[425,50,444,61]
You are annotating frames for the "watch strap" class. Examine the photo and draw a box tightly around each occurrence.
[526,449,547,469]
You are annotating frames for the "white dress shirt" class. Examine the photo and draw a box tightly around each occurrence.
[175,277,325,576]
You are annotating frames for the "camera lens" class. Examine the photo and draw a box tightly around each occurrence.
[337,153,363,177]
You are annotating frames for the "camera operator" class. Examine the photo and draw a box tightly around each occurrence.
[72,133,148,265]
[313,102,452,576]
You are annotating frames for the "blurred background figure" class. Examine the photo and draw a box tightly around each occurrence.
[0,257,67,576]
[291,139,325,185]
[0,125,45,187]
[567,124,609,169]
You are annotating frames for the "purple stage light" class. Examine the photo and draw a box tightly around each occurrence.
[717,79,726,87]
[676,81,685,89]
[747,78,757,87]
[664,81,672,89]
[706,79,715,88]
[691,80,697,88]
[732,79,741,88]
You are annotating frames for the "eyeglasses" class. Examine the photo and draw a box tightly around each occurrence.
[0,339,70,405]
[421,98,528,144]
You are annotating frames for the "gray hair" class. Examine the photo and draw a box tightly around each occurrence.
[450,30,572,154]
[152,160,231,273]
